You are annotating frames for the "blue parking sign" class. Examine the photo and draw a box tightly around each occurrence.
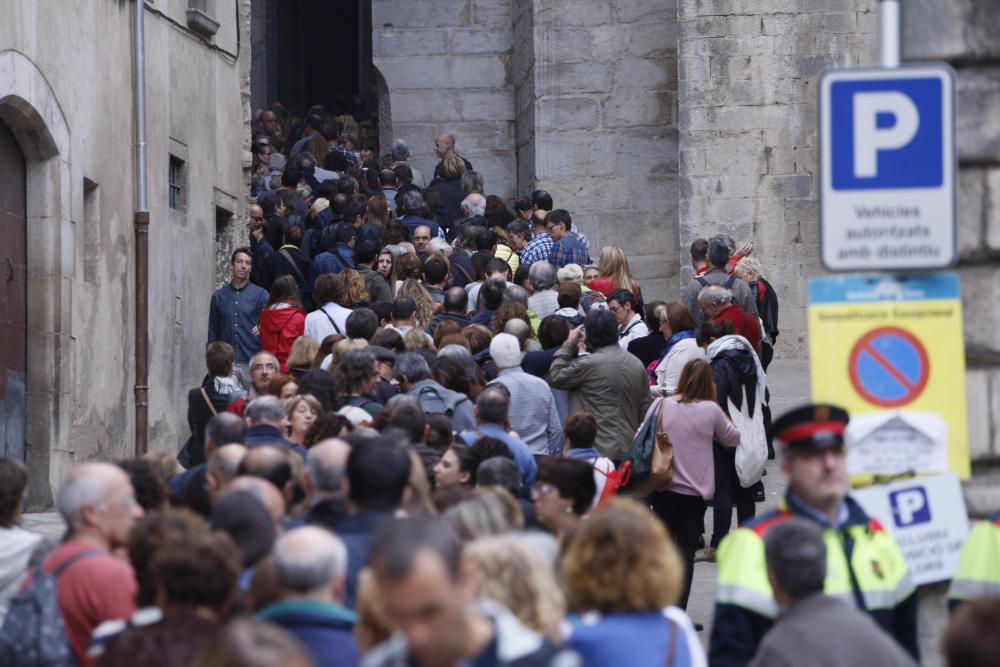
[830,78,943,190]
[820,65,955,272]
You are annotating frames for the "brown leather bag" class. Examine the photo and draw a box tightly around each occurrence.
[629,399,674,497]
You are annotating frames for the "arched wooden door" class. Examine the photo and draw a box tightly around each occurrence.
[0,120,26,461]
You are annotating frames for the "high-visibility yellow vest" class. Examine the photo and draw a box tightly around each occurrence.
[716,498,914,620]
[949,515,1000,602]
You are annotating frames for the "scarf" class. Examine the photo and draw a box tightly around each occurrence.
[706,334,767,404]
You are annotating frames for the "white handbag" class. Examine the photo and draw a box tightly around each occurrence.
[728,391,768,488]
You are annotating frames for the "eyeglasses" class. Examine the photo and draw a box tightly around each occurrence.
[250,215,264,221]
[533,483,556,496]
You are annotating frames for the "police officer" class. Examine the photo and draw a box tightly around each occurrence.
[708,404,919,666]
[949,513,1000,608]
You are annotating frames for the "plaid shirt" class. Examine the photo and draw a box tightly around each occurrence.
[549,235,590,268]
[519,232,554,266]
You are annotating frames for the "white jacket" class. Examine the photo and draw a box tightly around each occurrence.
[651,338,707,397]
[0,526,42,625]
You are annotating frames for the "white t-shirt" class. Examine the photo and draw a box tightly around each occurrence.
[304,302,352,341]
[618,314,650,349]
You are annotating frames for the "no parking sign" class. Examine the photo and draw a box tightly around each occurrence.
[808,274,969,478]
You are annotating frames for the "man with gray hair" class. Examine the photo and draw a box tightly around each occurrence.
[302,438,352,529]
[527,261,559,319]
[390,137,426,187]
[245,395,307,458]
[394,352,476,433]
[461,192,486,218]
[205,443,247,507]
[681,234,760,328]
[488,333,562,457]
[699,284,761,350]
[458,384,538,487]
[749,518,917,667]
[258,526,359,666]
[38,463,143,662]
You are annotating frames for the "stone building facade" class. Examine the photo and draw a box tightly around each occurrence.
[372,0,1000,514]
[0,0,249,507]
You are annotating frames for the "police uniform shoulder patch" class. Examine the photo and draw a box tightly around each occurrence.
[749,510,792,537]
[868,518,885,533]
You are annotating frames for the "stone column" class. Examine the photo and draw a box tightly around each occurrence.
[903,0,1000,514]
[677,0,876,357]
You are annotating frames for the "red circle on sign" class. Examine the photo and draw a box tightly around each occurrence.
[847,326,930,408]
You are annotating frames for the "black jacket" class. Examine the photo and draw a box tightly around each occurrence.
[186,378,232,467]
[710,345,760,420]
[751,278,779,342]
[627,331,667,368]
[424,176,465,230]
[261,245,313,307]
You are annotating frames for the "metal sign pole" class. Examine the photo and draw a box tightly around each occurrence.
[880,0,901,68]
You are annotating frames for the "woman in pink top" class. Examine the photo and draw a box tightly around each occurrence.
[643,358,740,610]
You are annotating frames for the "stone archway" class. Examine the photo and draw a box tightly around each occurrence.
[0,50,74,509]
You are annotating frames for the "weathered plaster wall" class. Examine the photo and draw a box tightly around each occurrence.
[677,0,877,358]
[0,0,246,504]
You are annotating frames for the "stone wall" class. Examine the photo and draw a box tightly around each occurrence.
[374,0,680,298]
[526,0,681,298]
[372,0,517,198]
[677,0,877,358]
[903,0,1000,514]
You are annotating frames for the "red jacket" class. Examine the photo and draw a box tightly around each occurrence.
[258,304,306,371]
[714,303,761,351]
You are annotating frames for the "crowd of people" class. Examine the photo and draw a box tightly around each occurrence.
[0,103,998,667]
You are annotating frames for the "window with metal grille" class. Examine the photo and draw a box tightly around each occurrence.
[168,155,185,210]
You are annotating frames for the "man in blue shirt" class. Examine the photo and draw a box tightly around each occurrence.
[459,385,537,488]
[546,209,590,268]
[208,247,269,367]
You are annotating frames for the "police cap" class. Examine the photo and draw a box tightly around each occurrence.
[772,403,849,452]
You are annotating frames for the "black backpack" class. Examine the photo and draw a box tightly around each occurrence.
[0,550,100,667]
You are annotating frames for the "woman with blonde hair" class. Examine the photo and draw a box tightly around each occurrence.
[587,246,641,301]
[284,394,321,447]
[464,535,565,641]
[443,486,524,541]
[339,268,369,308]
[402,450,437,517]
[366,194,390,228]
[560,497,706,667]
[284,336,319,380]
[397,278,439,328]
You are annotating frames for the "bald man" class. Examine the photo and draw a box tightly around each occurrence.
[258,527,359,665]
[304,439,352,528]
[206,443,248,506]
[224,475,287,535]
[41,463,144,662]
[237,444,296,507]
[434,131,473,171]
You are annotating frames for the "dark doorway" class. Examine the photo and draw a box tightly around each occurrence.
[253,0,377,117]
[0,119,27,461]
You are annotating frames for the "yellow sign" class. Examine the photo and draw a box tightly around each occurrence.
[808,274,969,479]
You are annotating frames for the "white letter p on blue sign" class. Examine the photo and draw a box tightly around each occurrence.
[852,91,919,179]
